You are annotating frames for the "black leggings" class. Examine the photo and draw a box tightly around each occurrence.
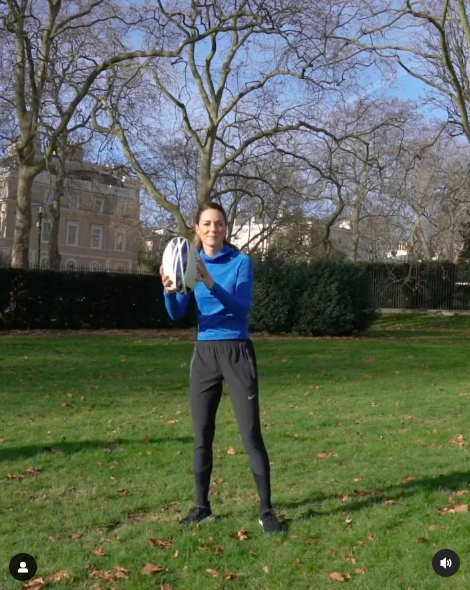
[189,339,272,513]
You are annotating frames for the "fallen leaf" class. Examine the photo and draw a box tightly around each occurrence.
[454,503,469,513]
[237,527,248,541]
[141,563,164,575]
[160,584,173,590]
[166,420,178,424]
[426,525,445,530]
[49,536,58,542]
[317,452,338,459]
[117,488,129,495]
[358,541,365,546]
[47,571,69,582]
[262,566,269,573]
[92,548,106,556]
[223,573,238,580]
[417,537,428,543]
[206,568,219,577]
[367,532,375,540]
[71,533,83,539]
[173,550,179,558]
[384,500,397,505]
[345,518,353,525]
[449,434,466,447]
[214,545,224,555]
[341,495,352,502]
[328,572,346,582]
[150,538,173,549]
[227,447,236,455]
[22,578,47,589]
[355,568,366,574]
[345,555,356,564]
[354,478,362,482]
[402,476,416,483]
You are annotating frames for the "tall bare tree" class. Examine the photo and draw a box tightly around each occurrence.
[92,0,373,238]
[0,0,242,268]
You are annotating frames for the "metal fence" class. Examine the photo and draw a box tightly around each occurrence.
[369,262,470,310]
[28,263,154,275]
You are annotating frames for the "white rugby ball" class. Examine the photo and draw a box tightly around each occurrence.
[162,237,200,294]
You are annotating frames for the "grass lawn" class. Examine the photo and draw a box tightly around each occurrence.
[1,315,470,589]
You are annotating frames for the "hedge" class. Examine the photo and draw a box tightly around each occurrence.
[0,258,376,335]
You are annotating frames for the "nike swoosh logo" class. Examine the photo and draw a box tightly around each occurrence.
[248,395,256,400]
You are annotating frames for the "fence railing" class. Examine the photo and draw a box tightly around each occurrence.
[27,263,153,275]
[369,262,470,310]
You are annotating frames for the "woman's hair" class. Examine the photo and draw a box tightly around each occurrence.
[194,201,239,251]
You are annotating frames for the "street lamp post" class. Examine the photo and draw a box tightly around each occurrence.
[36,206,44,266]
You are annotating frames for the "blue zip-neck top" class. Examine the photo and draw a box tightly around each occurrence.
[163,245,253,340]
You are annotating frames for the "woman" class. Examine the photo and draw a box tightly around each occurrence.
[159,202,282,534]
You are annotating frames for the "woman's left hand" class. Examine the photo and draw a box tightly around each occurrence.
[197,257,214,289]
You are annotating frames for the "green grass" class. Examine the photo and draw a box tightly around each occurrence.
[1,315,470,589]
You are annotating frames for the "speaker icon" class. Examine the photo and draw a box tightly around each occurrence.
[433,550,459,577]
[440,557,452,569]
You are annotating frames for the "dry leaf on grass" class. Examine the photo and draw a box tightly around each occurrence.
[236,528,249,541]
[71,533,82,539]
[92,548,106,556]
[206,568,219,577]
[402,476,416,483]
[345,555,356,564]
[166,420,178,424]
[383,500,397,505]
[449,434,466,447]
[214,545,224,555]
[141,563,164,575]
[317,452,338,459]
[223,572,239,580]
[355,568,366,574]
[353,478,363,482]
[22,578,47,589]
[160,585,173,590]
[150,538,173,549]
[345,518,353,525]
[227,446,236,455]
[262,566,269,573]
[328,572,350,582]
[173,550,180,558]
[426,525,445,530]
[49,536,58,542]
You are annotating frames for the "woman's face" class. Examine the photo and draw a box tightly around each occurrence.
[196,208,226,250]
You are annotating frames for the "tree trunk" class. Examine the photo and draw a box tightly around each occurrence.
[11,168,34,269]
[48,147,66,270]
[350,206,361,262]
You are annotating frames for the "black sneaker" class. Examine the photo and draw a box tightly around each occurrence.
[180,505,215,525]
[259,509,283,534]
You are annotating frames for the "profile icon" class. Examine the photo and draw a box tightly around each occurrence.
[9,553,37,581]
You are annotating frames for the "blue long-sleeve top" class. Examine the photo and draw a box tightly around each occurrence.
[163,245,253,340]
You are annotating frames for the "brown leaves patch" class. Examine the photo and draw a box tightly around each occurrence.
[317,452,338,459]
[141,564,164,575]
[449,434,465,447]
[7,466,40,480]
[402,475,416,483]
[89,566,129,581]
[206,568,219,577]
[236,527,249,541]
[227,446,236,455]
[345,555,356,564]
[92,548,106,556]
[150,538,173,549]
[437,504,468,515]
[23,571,69,589]
[328,572,351,582]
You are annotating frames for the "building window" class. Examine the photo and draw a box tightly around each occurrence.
[69,194,79,209]
[145,240,153,252]
[116,201,125,217]
[67,222,79,246]
[115,231,125,252]
[90,261,100,272]
[41,219,52,243]
[91,225,103,249]
[94,198,104,213]
[66,259,77,271]
[40,257,49,269]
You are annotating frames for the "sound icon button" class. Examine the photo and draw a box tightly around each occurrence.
[432,549,460,577]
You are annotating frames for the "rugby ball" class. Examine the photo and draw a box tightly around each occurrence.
[162,237,200,294]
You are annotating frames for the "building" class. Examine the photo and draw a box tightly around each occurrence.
[0,145,141,271]
[229,215,371,260]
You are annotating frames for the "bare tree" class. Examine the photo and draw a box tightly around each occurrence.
[0,0,243,268]
[92,0,373,238]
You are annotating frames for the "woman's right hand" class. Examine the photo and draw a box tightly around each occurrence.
[159,266,177,294]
